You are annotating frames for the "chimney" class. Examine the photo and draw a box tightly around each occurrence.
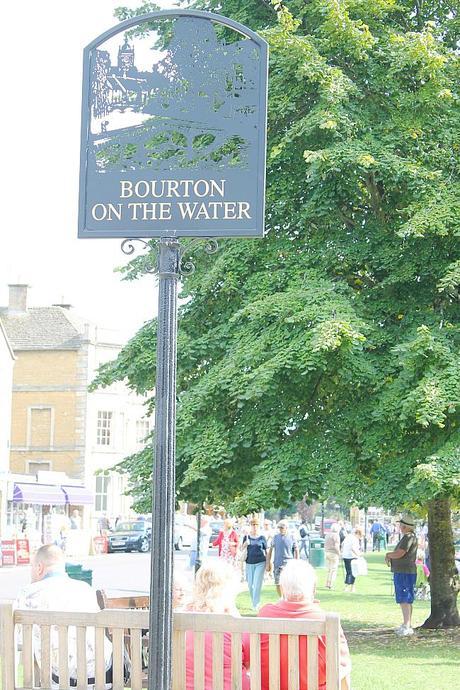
[8,284,29,314]
[53,295,72,310]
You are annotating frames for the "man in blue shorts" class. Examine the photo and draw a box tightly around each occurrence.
[385,514,418,636]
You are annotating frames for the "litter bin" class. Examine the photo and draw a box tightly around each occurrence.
[309,538,325,568]
[65,562,93,586]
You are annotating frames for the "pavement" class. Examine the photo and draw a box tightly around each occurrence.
[0,546,217,601]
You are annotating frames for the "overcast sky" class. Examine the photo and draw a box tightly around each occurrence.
[2,1,173,340]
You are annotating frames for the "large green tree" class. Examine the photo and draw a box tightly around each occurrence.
[95,0,459,626]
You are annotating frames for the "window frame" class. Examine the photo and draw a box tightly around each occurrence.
[96,410,113,447]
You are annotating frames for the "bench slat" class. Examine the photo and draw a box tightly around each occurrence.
[212,631,224,690]
[76,625,87,690]
[288,634,300,690]
[58,625,69,689]
[112,627,125,690]
[249,633,261,690]
[268,634,279,690]
[173,613,325,636]
[95,626,106,690]
[130,627,143,690]
[15,609,150,629]
[308,635,319,690]
[0,603,16,690]
[194,630,205,690]
[22,623,33,688]
[231,632,242,690]
[40,624,51,688]
[172,628,186,690]
[326,614,340,690]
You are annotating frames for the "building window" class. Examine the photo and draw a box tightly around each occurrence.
[27,460,52,476]
[28,407,53,448]
[136,419,150,445]
[97,411,112,446]
[95,472,110,511]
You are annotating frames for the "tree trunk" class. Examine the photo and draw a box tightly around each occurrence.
[422,497,460,628]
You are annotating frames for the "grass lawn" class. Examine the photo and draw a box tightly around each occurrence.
[236,553,459,690]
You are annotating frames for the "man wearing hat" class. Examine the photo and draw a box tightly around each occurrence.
[385,513,418,636]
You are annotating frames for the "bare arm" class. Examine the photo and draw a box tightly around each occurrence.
[385,548,406,563]
[266,546,273,570]
[341,675,351,690]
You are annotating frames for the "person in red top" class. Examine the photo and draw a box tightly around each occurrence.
[212,518,239,566]
[248,560,351,690]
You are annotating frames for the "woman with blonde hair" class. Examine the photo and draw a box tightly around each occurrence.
[185,560,249,689]
[212,518,239,566]
[242,517,268,610]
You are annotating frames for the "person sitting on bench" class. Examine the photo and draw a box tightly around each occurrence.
[255,560,351,690]
[15,544,113,689]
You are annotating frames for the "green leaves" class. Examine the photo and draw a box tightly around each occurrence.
[99,0,460,515]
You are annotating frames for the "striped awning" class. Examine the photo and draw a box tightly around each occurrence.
[13,483,67,505]
[61,485,94,505]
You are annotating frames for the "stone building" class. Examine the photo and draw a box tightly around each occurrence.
[0,284,150,544]
[0,317,15,534]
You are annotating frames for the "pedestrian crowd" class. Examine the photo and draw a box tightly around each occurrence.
[13,511,429,688]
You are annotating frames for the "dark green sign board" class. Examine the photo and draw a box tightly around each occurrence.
[79,10,268,238]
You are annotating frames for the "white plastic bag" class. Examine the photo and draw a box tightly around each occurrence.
[351,556,368,577]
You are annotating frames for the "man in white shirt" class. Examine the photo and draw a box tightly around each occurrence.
[15,544,113,689]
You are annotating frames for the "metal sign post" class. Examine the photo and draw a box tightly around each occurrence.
[149,238,179,690]
[79,10,267,689]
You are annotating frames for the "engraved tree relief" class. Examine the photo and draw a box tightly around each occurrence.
[88,17,260,173]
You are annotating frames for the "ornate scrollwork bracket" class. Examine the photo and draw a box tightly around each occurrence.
[120,238,158,274]
[179,238,219,276]
[120,237,219,277]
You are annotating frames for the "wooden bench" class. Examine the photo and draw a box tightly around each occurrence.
[95,591,150,611]
[0,602,342,690]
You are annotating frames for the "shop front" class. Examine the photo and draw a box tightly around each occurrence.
[2,479,94,562]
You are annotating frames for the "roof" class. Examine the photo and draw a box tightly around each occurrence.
[0,319,15,359]
[0,307,83,351]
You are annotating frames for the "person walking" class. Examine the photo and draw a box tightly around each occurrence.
[298,520,310,560]
[242,517,268,610]
[341,528,362,593]
[262,519,274,547]
[213,518,239,567]
[370,519,384,551]
[98,512,111,535]
[266,519,299,596]
[324,523,341,589]
[385,513,418,636]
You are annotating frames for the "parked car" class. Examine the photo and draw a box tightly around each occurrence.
[174,514,196,550]
[209,520,224,545]
[323,519,338,534]
[108,520,151,553]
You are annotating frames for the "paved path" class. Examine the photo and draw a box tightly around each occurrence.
[0,547,218,600]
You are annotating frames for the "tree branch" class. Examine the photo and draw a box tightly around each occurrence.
[364,173,386,224]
